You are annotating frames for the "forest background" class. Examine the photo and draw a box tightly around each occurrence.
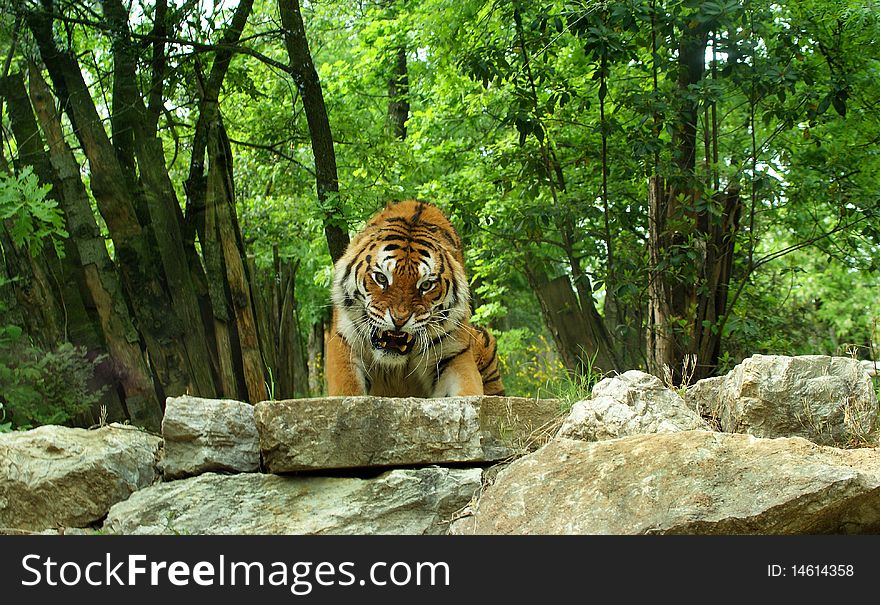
[0,0,877,431]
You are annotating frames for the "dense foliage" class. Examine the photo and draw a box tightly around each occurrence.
[0,0,877,427]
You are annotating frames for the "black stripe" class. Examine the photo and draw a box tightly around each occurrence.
[478,353,497,373]
[487,337,497,359]
[436,346,469,376]
[421,222,459,248]
[341,259,356,285]
[411,202,427,224]
[383,244,401,252]
[373,235,411,246]
[408,238,437,249]
[377,227,411,238]
[378,224,445,249]
[482,369,501,382]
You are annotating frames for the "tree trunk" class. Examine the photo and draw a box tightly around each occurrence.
[646,175,678,376]
[180,0,269,402]
[646,22,739,380]
[277,260,310,398]
[26,4,205,402]
[28,64,162,426]
[525,267,618,375]
[205,120,268,402]
[692,185,742,377]
[388,46,409,140]
[646,23,710,381]
[1,70,132,425]
[103,0,218,398]
[308,318,326,396]
[279,0,349,262]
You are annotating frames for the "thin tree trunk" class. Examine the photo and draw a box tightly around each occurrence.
[308,319,325,396]
[277,260,309,398]
[388,46,409,140]
[692,185,741,377]
[646,23,710,381]
[279,0,349,262]
[646,175,676,375]
[205,120,268,402]
[180,0,268,402]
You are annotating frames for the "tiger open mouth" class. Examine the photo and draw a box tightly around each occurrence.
[370,329,414,354]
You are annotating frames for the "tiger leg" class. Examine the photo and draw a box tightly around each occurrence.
[325,330,366,396]
[431,347,484,397]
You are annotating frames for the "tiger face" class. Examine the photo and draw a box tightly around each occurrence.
[327,200,504,398]
[332,202,470,366]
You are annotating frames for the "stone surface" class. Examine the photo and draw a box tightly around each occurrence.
[717,355,877,445]
[684,375,725,428]
[104,467,482,535]
[255,396,561,472]
[450,431,880,535]
[558,370,708,441]
[161,395,260,479]
[0,424,161,532]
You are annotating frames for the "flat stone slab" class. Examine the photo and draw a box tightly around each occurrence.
[0,424,161,532]
[255,396,561,472]
[161,395,260,479]
[104,467,481,535]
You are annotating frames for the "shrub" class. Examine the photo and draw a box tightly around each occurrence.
[0,327,106,429]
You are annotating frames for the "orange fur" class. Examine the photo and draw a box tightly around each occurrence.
[326,200,504,397]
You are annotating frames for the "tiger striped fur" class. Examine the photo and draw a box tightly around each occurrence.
[326,200,504,397]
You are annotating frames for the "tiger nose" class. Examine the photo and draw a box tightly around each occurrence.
[390,310,410,329]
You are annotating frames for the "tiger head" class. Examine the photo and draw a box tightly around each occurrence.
[331,201,471,365]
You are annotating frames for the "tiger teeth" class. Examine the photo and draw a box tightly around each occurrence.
[406,333,413,342]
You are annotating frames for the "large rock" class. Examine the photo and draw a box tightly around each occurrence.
[683,375,725,429]
[161,396,260,479]
[255,396,561,472]
[0,424,161,532]
[717,355,877,445]
[558,370,708,441]
[104,467,482,535]
[450,431,880,535]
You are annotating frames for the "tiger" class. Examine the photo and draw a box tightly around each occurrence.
[326,199,504,398]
